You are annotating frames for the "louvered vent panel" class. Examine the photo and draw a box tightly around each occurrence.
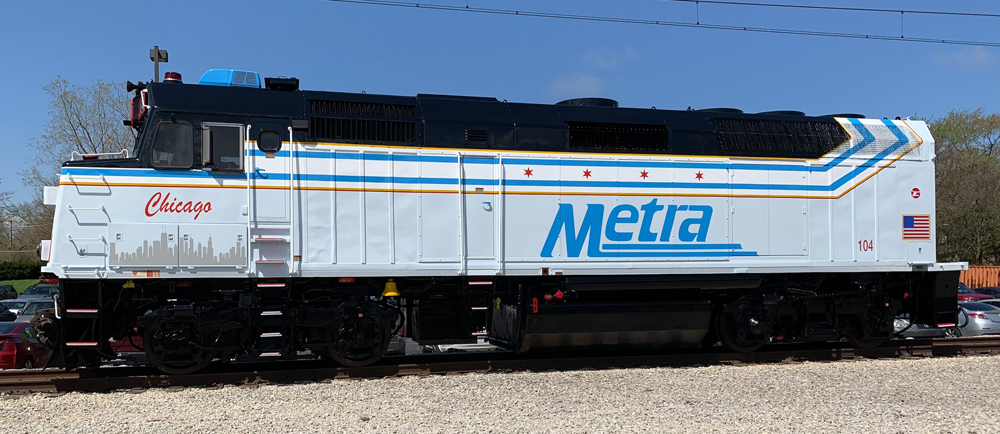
[309,100,415,118]
[466,129,488,143]
[310,117,417,143]
[567,122,669,152]
[713,119,849,158]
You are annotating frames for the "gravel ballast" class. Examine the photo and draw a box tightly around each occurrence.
[2,355,998,433]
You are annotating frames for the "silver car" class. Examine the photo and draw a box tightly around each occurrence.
[15,300,55,323]
[0,300,27,315]
[956,302,1000,337]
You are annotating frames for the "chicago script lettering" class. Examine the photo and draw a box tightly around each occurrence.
[144,192,212,220]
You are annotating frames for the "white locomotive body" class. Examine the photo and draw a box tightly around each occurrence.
[39,70,963,373]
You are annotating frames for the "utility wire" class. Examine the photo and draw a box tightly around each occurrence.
[323,0,1000,47]
[657,0,1000,19]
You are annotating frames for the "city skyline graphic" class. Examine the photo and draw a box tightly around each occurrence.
[110,231,247,266]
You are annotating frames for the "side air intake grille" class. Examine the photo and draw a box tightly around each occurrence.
[310,118,417,143]
[712,119,849,158]
[567,122,669,152]
[309,100,415,118]
[466,129,488,143]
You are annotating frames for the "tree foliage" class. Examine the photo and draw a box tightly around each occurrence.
[20,77,135,189]
[932,108,1000,265]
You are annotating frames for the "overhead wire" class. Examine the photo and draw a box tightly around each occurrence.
[321,0,1000,47]
[655,0,1000,19]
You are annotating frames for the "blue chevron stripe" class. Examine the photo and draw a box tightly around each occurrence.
[63,121,913,194]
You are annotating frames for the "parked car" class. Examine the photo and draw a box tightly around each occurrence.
[16,284,58,301]
[0,309,15,322]
[0,300,26,315]
[16,300,54,323]
[974,287,1000,298]
[893,314,954,338]
[955,302,1000,337]
[0,285,17,300]
[0,322,52,369]
[978,299,1000,309]
[957,283,992,302]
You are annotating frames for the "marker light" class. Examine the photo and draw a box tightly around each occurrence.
[164,72,182,83]
[554,290,565,300]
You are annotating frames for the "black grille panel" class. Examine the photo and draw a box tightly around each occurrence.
[567,122,669,152]
[309,100,415,118]
[713,119,848,158]
[310,117,417,143]
[466,129,488,143]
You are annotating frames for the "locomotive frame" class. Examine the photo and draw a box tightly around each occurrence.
[38,70,962,373]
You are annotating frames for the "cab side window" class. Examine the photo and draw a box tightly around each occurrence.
[151,122,194,169]
[203,124,244,172]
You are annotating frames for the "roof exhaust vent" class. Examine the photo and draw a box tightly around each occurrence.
[557,97,618,108]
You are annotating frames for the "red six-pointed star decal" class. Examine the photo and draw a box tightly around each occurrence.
[583,169,592,178]
[695,171,704,180]
[640,170,649,179]
[524,168,533,177]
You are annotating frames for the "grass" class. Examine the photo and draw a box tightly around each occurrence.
[0,279,38,295]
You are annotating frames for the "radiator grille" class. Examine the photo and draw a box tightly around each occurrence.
[713,119,848,157]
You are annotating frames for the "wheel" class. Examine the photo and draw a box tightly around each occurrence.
[716,312,766,353]
[326,317,392,367]
[144,320,217,375]
[943,326,961,338]
[22,356,34,369]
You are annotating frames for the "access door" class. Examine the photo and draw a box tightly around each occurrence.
[249,122,292,222]
[461,155,500,274]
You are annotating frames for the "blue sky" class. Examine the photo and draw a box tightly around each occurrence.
[1,0,997,202]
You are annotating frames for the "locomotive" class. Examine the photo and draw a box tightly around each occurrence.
[38,68,963,373]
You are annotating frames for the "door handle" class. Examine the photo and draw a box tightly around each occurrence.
[255,168,268,179]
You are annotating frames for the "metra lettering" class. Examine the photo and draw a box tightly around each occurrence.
[144,192,212,220]
[540,199,713,257]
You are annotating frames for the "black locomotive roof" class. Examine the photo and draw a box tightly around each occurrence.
[144,81,852,159]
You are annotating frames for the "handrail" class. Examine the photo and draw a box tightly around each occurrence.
[288,126,297,275]
[70,149,130,161]
[67,205,106,212]
[66,234,106,243]
[246,125,253,274]
[497,153,504,275]
[65,173,107,184]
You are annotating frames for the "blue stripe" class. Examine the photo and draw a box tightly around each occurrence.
[601,243,743,250]
[588,250,758,258]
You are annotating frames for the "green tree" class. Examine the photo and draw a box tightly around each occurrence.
[932,109,1000,265]
[20,77,135,189]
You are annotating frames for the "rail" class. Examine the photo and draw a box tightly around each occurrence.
[70,149,130,161]
[2,336,998,394]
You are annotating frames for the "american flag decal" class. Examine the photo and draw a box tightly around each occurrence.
[902,214,931,240]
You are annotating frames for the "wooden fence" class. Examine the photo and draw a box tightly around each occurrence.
[960,266,1000,289]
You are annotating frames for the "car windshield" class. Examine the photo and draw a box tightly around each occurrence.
[1,300,26,310]
[21,301,54,315]
[22,285,57,296]
[958,286,976,294]
[959,302,1000,312]
[0,323,19,334]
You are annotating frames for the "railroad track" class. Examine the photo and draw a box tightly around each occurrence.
[3,336,999,394]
